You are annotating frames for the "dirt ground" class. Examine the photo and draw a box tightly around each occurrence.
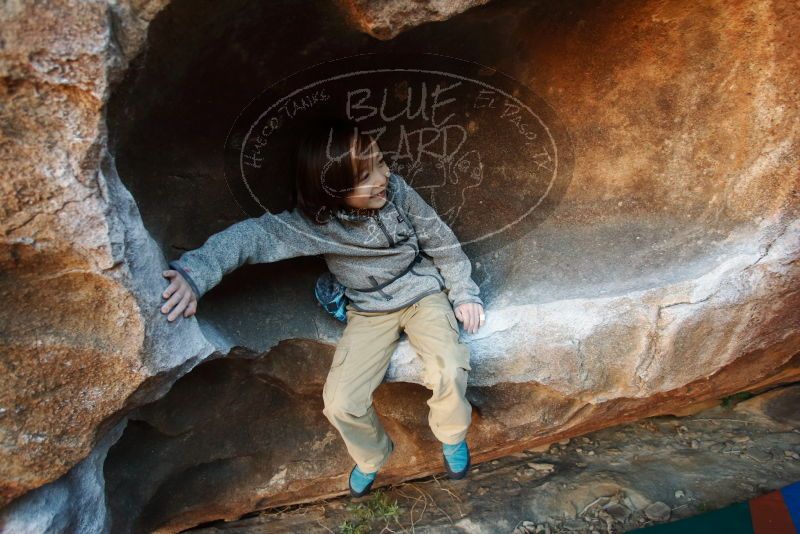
[188,383,800,533]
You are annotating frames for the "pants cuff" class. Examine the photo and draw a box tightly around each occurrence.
[434,430,468,445]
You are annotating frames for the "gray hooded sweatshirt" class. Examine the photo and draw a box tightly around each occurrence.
[168,172,483,313]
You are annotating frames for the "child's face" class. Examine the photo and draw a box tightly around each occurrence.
[343,138,390,210]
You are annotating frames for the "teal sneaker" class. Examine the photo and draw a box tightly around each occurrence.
[348,465,377,498]
[348,439,394,497]
[442,439,471,479]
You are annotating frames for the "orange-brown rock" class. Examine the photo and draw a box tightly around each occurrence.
[334,0,491,40]
[102,343,799,533]
[1,0,170,508]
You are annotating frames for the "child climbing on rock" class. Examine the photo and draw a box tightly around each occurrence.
[160,117,486,497]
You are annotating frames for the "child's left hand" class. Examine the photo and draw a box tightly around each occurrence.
[454,302,485,334]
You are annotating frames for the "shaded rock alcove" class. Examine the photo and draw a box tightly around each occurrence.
[104,346,800,533]
[0,0,798,532]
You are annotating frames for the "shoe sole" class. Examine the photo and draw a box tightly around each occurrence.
[442,448,471,480]
[349,439,394,497]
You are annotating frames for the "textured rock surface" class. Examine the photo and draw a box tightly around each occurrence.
[0,420,127,534]
[0,0,176,507]
[103,347,800,533]
[334,0,491,40]
[1,0,798,532]
[186,384,800,533]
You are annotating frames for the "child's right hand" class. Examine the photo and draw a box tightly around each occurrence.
[160,270,198,321]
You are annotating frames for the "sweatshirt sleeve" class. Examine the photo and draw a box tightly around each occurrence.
[168,209,327,299]
[396,174,484,309]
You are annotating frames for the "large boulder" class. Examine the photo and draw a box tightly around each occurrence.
[1,0,798,531]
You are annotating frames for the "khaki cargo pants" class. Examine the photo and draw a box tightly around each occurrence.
[322,290,473,474]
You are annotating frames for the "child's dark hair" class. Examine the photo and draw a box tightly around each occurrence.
[295,117,378,224]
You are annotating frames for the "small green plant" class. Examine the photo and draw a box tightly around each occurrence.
[338,490,400,533]
[339,519,370,534]
[720,391,754,407]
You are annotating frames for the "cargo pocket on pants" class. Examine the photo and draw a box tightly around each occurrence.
[445,312,473,372]
[323,346,348,406]
[324,346,371,417]
[444,309,461,331]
